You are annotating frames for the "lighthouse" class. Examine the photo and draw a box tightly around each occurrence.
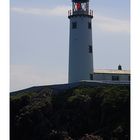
[68,0,94,83]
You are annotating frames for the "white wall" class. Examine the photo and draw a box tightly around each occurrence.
[69,16,93,83]
[93,73,130,82]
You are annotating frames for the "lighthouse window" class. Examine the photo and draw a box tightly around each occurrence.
[89,45,92,53]
[88,22,91,29]
[90,74,93,80]
[72,22,77,29]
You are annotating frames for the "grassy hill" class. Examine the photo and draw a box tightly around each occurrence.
[10,85,130,140]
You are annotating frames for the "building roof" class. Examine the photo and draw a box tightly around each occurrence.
[94,69,130,75]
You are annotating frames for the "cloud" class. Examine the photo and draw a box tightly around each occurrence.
[11,6,70,17]
[11,6,130,33]
[10,65,67,92]
[95,15,130,33]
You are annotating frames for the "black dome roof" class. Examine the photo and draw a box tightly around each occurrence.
[72,0,89,2]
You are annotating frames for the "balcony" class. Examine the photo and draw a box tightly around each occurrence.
[68,9,93,18]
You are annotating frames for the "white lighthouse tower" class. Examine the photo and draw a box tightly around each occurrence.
[68,0,94,83]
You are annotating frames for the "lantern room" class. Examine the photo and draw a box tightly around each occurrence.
[72,0,89,12]
[68,0,93,18]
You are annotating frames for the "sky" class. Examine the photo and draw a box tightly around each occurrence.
[10,0,130,91]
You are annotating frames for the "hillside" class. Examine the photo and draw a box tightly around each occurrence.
[10,85,130,140]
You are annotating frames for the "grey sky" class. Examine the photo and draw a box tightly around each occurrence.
[11,0,130,91]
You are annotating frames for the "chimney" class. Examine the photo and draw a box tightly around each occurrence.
[118,65,122,70]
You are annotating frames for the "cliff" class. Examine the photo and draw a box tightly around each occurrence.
[10,84,130,140]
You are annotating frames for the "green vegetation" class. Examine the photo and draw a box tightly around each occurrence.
[10,85,130,140]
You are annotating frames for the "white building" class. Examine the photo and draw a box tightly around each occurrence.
[93,65,130,83]
[68,0,94,83]
[68,0,130,83]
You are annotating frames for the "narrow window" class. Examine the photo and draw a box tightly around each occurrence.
[88,22,91,29]
[89,45,92,53]
[128,75,130,81]
[90,74,93,80]
[112,76,119,81]
[72,22,77,29]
